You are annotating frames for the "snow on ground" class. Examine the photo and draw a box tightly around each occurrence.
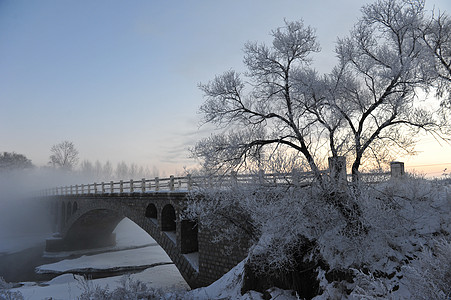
[37,245,173,274]
[186,260,298,300]
[186,260,246,299]
[6,218,191,299]
[13,262,299,300]
[13,264,190,300]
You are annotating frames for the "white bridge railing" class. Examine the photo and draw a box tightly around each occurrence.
[41,169,392,197]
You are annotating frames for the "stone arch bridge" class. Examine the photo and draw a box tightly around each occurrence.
[43,175,254,288]
[42,166,398,288]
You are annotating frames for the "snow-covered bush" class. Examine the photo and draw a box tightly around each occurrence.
[186,173,451,298]
[76,275,185,300]
[403,239,451,300]
[76,275,111,300]
[0,277,23,300]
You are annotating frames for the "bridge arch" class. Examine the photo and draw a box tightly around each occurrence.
[50,196,199,288]
[145,203,157,219]
[161,204,176,231]
[72,201,78,214]
[66,202,72,221]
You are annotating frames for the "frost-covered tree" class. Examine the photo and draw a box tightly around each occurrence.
[103,160,114,179]
[329,0,450,181]
[49,140,79,170]
[194,20,323,179]
[188,1,451,298]
[0,152,33,171]
[421,9,451,104]
[194,0,450,183]
[186,169,451,298]
[80,159,94,178]
[94,160,103,180]
[115,161,129,179]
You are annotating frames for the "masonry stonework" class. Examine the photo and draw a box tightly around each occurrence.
[45,192,251,289]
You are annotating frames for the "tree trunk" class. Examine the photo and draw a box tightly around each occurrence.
[351,153,362,183]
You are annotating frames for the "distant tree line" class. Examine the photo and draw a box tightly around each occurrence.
[0,152,34,172]
[78,159,160,182]
[48,140,161,180]
[1,140,160,181]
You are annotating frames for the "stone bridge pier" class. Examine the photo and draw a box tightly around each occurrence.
[45,192,250,288]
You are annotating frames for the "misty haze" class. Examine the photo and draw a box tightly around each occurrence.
[1,0,450,299]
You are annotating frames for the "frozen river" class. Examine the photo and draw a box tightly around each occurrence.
[0,218,190,299]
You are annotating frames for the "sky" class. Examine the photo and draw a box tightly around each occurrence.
[1,0,450,177]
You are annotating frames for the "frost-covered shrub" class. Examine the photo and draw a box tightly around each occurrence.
[77,275,111,300]
[76,275,185,300]
[186,181,325,273]
[0,277,23,300]
[320,176,451,299]
[349,240,451,300]
[349,270,392,299]
[403,239,451,300]
[187,173,451,298]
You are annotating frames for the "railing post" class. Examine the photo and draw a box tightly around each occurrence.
[101,182,105,194]
[120,180,123,193]
[88,184,91,194]
[169,175,174,191]
[130,179,134,193]
[390,161,405,178]
[94,182,97,194]
[187,174,192,191]
[155,177,159,191]
[81,184,84,195]
[70,185,73,195]
[110,181,114,194]
[75,185,78,195]
[65,186,68,195]
[142,178,146,193]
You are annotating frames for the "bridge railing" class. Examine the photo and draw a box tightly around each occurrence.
[41,168,396,197]
[41,171,321,196]
[42,175,195,196]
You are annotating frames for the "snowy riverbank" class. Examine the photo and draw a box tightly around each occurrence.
[2,218,191,299]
